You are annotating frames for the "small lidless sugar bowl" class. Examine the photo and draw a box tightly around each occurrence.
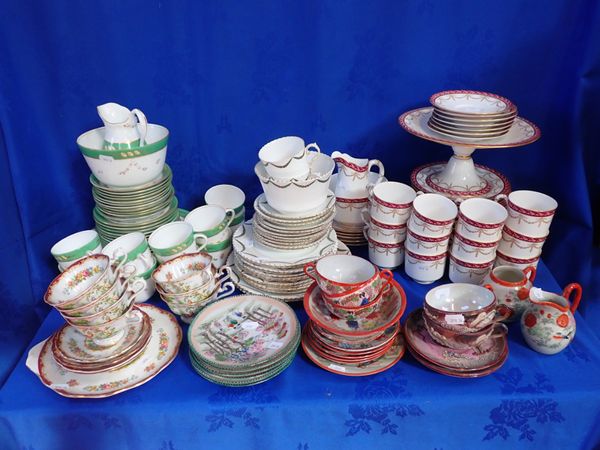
[521,284,582,355]
[482,266,536,322]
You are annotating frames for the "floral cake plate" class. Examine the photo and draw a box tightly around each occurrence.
[304,279,407,337]
[404,308,508,373]
[188,295,300,370]
[301,332,405,376]
[34,304,181,398]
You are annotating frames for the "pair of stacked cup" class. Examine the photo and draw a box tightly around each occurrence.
[449,198,507,284]
[51,230,103,272]
[148,222,207,263]
[363,182,417,269]
[204,184,246,234]
[405,194,457,284]
[185,205,234,268]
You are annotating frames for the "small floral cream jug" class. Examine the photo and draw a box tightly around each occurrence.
[97,102,148,149]
[482,265,536,322]
[520,283,582,355]
[331,151,385,196]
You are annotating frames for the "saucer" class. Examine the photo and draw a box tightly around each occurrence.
[310,321,399,352]
[36,304,181,398]
[304,279,407,337]
[404,308,508,372]
[302,332,405,376]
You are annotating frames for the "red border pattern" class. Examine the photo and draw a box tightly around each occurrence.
[457,212,504,230]
[367,237,404,249]
[370,217,407,230]
[496,251,540,264]
[336,196,369,204]
[449,253,494,269]
[407,228,450,243]
[373,194,412,209]
[412,209,455,227]
[405,249,446,261]
[503,226,548,243]
[507,199,556,218]
[453,232,499,248]
[426,174,492,197]
[333,157,368,173]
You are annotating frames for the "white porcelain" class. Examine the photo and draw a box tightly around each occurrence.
[133,261,157,303]
[334,197,369,225]
[456,198,507,243]
[331,151,385,197]
[430,91,515,115]
[367,181,416,225]
[450,233,498,263]
[258,136,320,179]
[496,190,557,238]
[405,229,450,256]
[51,230,102,269]
[448,254,493,284]
[404,249,446,284]
[483,265,536,322]
[255,152,335,214]
[152,252,214,294]
[97,102,148,148]
[408,193,457,238]
[230,208,246,234]
[367,239,404,269]
[78,124,168,187]
[497,227,546,259]
[185,205,234,244]
[204,184,245,213]
[311,254,375,286]
[362,212,407,244]
[208,247,232,269]
[148,222,208,263]
[494,251,540,271]
[102,232,154,277]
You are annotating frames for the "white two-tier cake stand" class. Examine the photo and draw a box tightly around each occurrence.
[398,107,541,202]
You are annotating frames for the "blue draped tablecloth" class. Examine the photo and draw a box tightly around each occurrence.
[1,260,599,450]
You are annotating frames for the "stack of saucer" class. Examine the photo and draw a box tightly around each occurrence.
[404,284,508,378]
[252,192,335,250]
[231,222,340,302]
[187,295,300,386]
[91,165,181,244]
[428,90,517,140]
[301,259,407,376]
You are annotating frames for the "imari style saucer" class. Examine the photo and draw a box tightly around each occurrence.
[404,309,508,378]
[304,279,407,337]
[34,304,181,398]
[302,332,405,376]
[310,321,400,352]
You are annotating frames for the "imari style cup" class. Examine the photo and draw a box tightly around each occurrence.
[405,228,451,257]
[404,249,446,284]
[448,253,494,285]
[495,190,557,238]
[408,193,457,238]
[51,230,102,272]
[185,205,234,245]
[423,312,507,350]
[482,266,537,322]
[367,181,416,225]
[149,222,208,263]
[455,198,507,243]
[258,136,321,179]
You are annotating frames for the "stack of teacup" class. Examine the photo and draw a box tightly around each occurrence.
[363,182,417,269]
[44,254,144,349]
[494,190,557,270]
[102,232,158,303]
[204,184,246,235]
[404,193,457,284]
[449,198,507,284]
[152,252,235,323]
[51,230,103,272]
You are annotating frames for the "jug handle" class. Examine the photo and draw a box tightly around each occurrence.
[523,266,536,283]
[563,283,582,313]
[367,159,385,183]
[132,109,148,146]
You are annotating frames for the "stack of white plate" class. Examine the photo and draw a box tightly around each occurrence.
[231,222,349,302]
[91,165,182,244]
[427,90,517,140]
[252,192,336,250]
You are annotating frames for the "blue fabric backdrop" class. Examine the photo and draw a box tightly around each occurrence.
[0,0,599,444]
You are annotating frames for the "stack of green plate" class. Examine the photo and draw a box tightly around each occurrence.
[91,165,184,244]
[187,295,300,387]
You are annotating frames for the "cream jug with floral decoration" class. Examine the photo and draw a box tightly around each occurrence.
[97,102,148,149]
[520,283,582,355]
[331,151,385,196]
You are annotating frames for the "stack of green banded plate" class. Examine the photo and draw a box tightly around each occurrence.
[187,295,300,387]
[91,165,186,244]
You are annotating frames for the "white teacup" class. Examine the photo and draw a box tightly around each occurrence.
[456,198,507,243]
[185,205,234,245]
[450,233,498,263]
[448,254,494,285]
[497,227,547,259]
[258,136,320,179]
[103,232,154,276]
[405,228,450,256]
[367,238,405,269]
[408,193,457,237]
[149,222,208,263]
[404,249,446,284]
[496,190,557,238]
[204,184,245,215]
[52,230,102,271]
[367,182,416,225]
[362,215,407,244]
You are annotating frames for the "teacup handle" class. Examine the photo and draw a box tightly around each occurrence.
[132,108,148,146]
[111,247,127,264]
[360,208,370,225]
[305,142,321,155]
[523,266,537,283]
[367,159,385,185]
[363,225,370,241]
[194,233,208,251]
[111,254,128,279]
[494,194,508,207]
[562,283,583,313]
[303,262,318,282]
[216,281,235,300]
[128,278,146,300]
[118,264,137,289]
[366,184,375,200]
[379,269,394,294]
[224,209,235,228]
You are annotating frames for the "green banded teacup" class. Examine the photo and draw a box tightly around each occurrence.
[51,230,102,272]
[149,222,208,263]
[185,205,234,245]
